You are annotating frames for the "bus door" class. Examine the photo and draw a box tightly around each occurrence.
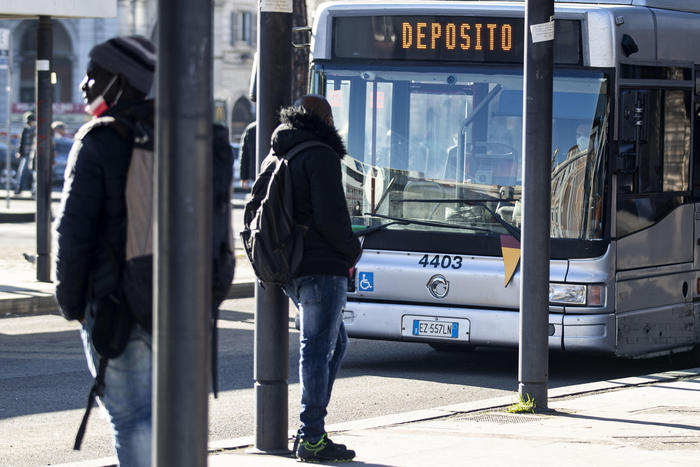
[614,69,695,356]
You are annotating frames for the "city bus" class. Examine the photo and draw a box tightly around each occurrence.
[307,0,700,358]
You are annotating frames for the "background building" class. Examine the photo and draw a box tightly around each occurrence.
[0,0,258,148]
[0,16,119,141]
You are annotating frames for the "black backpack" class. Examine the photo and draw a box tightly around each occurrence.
[241,140,331,285]
[73,118,235,450]
[121,121,235,330]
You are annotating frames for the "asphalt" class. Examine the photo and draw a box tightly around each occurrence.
[0,189,255,318]
[3,190,700,467]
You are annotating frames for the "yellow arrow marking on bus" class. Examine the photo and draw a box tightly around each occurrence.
[500,234,520,287]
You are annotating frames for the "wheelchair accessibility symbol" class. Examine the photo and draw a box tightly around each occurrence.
[358,272,374,292]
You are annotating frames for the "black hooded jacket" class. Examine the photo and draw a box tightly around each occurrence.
[54,99,153,321]
[270,107,361,278]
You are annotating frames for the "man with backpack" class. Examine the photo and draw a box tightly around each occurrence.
[55,33,235,464]
[252,94,361,462]
[53,35,157,466]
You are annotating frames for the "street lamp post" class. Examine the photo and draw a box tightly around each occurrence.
[519,0,555,409]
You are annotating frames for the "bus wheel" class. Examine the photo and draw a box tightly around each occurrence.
[429,342,476,352]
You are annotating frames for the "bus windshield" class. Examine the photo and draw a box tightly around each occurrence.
[322,65,609,240]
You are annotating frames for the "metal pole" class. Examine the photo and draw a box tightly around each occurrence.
[253,0,292,453]
[4,68,9,207]
[518,0,554,409]
[35,16,52,282]
[4,35,10,208]
[154,1,212,465]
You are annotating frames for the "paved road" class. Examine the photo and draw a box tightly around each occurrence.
[2,296,698,466]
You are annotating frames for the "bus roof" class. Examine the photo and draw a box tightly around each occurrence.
[311,1,700,66]
[488,1,700,14]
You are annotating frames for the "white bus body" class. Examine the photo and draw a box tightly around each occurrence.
[309,1,700,358]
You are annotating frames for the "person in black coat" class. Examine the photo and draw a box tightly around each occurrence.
[13,111,35,194]
[53,35,156,466]
[270,95,361,462]
[239,120,256,189]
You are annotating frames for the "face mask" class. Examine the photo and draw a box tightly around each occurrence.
[577,136,588,151]
[85,75,121,117]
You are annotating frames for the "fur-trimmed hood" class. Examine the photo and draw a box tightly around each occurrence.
[271,106,347,158]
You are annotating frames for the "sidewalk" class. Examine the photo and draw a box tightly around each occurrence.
[0,190,255,317]
[207,368,700,466]
[55,368,700,467]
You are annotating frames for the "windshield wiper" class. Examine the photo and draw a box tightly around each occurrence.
[353,219,408,238]
[398,197,521,240]
[362,213,493,234]
[466,200,521,240]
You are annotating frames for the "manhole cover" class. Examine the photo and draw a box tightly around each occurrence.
[452,412,542,424]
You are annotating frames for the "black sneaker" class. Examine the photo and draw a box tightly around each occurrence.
[295,433,355,463]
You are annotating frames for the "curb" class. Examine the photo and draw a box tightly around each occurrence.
[0,212,34,223]
[227,281,255,299]
[208,366,700,453]
[0,281,256,317]
[0,293,57,316]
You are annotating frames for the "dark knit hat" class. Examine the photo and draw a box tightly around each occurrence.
[89,35,156,95]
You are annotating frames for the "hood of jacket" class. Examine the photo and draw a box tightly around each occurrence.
[271,106,347,158]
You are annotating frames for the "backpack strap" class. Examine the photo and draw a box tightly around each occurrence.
[282,140,334,233]
[73,357,108,450]
[74,116,133,142]
[73,116,115,141]
[283,140,334,161]
[211,305,219,398]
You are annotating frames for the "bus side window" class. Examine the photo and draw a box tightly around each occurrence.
[616,88,691,237]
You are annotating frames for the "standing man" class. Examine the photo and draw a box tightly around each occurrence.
[53,35,156,466]
[270,94,361,462]
[239,120,256,189]
[14,111,35,194]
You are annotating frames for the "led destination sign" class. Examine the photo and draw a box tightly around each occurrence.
[400,20,515,54]
[334,16,523,62]
[333,16,581,64]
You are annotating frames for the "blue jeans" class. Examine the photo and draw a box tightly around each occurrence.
[285,275,348,442]
[82,313,152,466]
[14,156,33,193]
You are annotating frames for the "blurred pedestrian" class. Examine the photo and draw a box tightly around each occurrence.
[53,35,156,466]
[272,94,361,462]
[13,111,35,194]
[52,120,67,139]
[50,121,67,167]
[239,120,256,189]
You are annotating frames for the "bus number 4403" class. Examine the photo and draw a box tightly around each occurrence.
[418,254,463,269]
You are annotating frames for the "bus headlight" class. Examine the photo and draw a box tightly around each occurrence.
[549,283,605,306]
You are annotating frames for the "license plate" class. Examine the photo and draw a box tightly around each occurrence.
[401,315,470,341]
[412,319,458,338]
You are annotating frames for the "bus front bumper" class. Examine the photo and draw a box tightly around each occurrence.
[342,300,616,353]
